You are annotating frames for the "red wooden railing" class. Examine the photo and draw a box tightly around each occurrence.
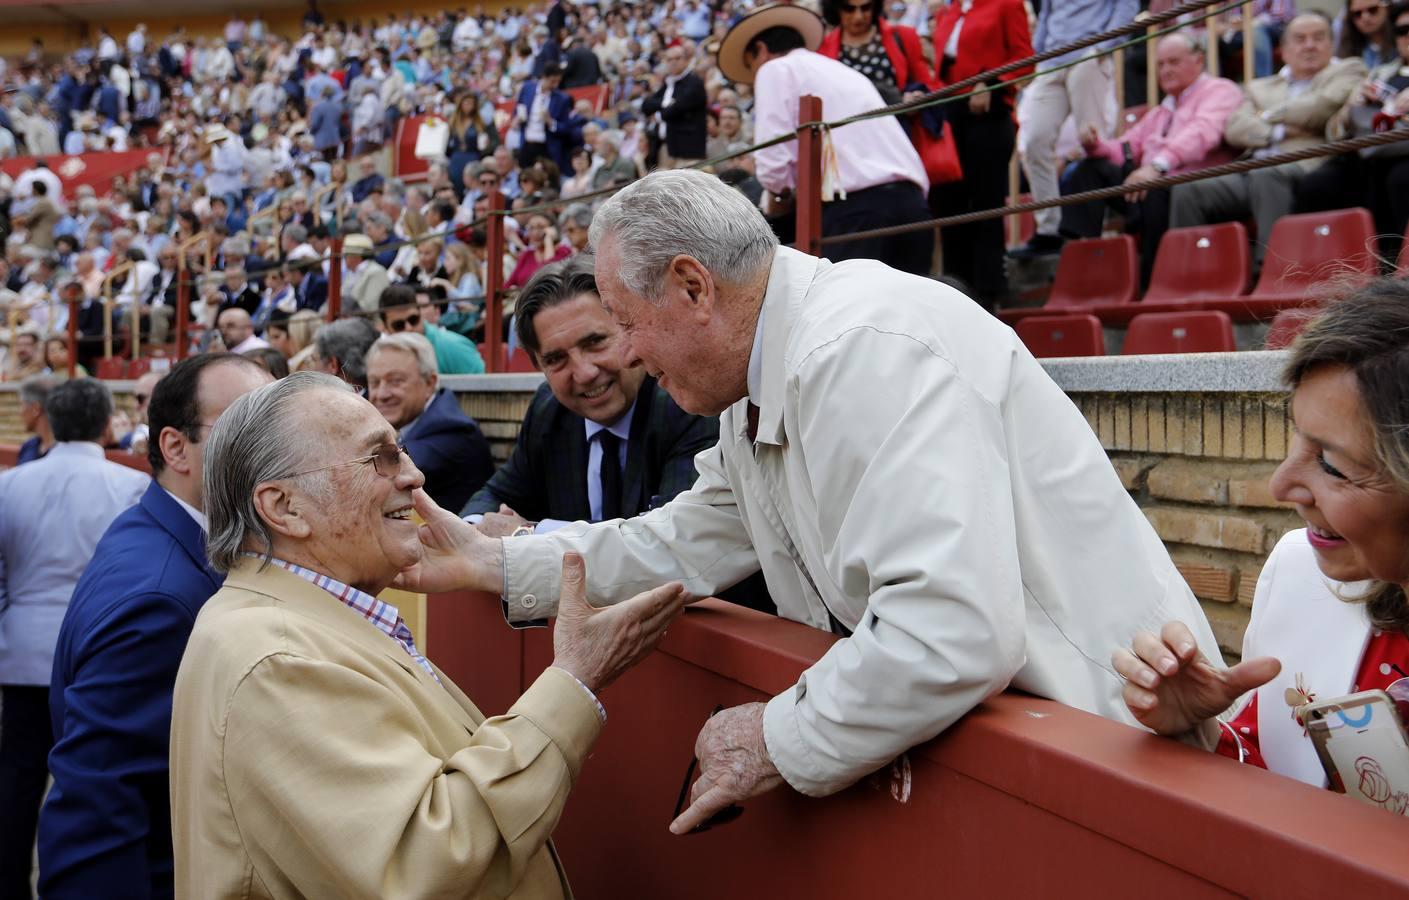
[425,590,1409,898]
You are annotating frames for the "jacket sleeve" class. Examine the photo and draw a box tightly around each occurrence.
[652,411,719,508]
[222,658,600,900]
[39,593,196,900]
[761,327,1026,797]
[461,398,542,518]
[998,0,1035,85]
[660,76,707,120]
[1281,59,1367,135]
[501,437,762,616]
[640,86,664,116]
[753,63,799,194]
[1157,78,1243,170]
[1222,92,1272,149]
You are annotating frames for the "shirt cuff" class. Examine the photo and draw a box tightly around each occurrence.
[1269,123,1286,146]
[552,666,607,723]
[1151,154,1173,173]
[762,682,833,797]
[462,513,483,524]
[534,518,571,534]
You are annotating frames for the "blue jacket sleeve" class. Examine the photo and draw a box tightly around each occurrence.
[39,593,197,900]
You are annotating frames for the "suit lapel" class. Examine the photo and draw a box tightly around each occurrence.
[140,482,221,588]
[562,412,591,521]
[619,379,654,514]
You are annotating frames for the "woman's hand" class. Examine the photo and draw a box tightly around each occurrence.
[1111,621,1281,736]
[968,90,991,115]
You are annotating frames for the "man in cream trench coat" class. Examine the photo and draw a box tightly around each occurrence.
[400,170,1224,833]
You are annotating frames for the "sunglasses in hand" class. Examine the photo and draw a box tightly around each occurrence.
[671,705,746,834]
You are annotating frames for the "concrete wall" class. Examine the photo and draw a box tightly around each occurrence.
[0,352,1297,657]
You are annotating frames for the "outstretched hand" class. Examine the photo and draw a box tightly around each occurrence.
[1112,620,1281,736]
[394,488,505,594]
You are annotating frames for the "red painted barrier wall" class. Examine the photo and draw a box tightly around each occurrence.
[0,149,160,196]
[426,591,1409,899]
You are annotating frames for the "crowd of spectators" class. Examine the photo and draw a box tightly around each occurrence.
[0,0,1405,372]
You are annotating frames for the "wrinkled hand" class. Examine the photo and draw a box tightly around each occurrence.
[968,90,991,115]
[669,703,785,835]
[1111,620,1281,736]
[1078,123,1101,153]
[477,504,530,538]
[393,488,505,594]
[551,552,686,694]
[1123,164,1160,203]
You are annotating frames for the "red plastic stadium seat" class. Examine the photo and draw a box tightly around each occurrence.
[127,358,153,379]
[1015,314,1105,358]
[1263,308,1321,350]
[1045,235,1140,309]
[1123,311,1236,355]
[477,343,540,373]
[1250,208,1378,303]
[94,357,127,380]
[1143,223,1251,304]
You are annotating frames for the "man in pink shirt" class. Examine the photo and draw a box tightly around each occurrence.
[1058,32,1242,281]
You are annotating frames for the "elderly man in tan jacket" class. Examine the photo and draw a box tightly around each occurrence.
[1170,13,1366,264]
[169,372,685,899]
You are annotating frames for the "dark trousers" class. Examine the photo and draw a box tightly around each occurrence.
[0,685,52,900]
[930,98,1016,307]
[821,181,933,276]
[518,141,549,170]
[1295,152,1409,270]
[1058,157,1171,287]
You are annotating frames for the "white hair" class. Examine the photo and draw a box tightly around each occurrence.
[365,332,438,379]
[588,169,778,303]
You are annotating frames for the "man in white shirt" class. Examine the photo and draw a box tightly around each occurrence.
[0,378,149,897]
[395,170,1222,834]
[214,308,271,354]
[717,5,934,275]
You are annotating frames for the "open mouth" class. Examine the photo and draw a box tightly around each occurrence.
[384,505,413,522]
[580,382,613,400]
[1306,523,1346,548]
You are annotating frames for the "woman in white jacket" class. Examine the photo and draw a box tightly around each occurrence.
[1116,278,1409,786]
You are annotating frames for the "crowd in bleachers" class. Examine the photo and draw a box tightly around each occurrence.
[0,0,1405,382]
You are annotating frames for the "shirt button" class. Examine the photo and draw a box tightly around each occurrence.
[522,593,537,610]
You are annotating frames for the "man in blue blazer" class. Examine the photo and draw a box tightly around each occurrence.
[365,332,494,514]
[39,353,273,900]
[513,61,580,170]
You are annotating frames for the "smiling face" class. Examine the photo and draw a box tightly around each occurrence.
[1270,365,1409,585]
[367,345,436,429]
[281,389,426,593]
[532,292,645,424]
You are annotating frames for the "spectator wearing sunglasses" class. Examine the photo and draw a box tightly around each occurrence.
[1338,0,1397,68]
[377,285,485,375]
[366,332,493,513]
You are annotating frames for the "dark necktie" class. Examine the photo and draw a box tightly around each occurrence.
[598,430,622,521]
[746,402,760,443]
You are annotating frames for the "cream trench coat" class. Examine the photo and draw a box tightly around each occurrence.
[502,247,1222,797]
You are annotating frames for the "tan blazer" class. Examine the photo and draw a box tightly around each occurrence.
[1223,57,1368,168]
[170,559,600,899]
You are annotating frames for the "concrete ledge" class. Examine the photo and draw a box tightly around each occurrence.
[1039,351,1289,394]
[441,373,545,392]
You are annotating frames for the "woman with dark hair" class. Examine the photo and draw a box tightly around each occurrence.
[816,0,933,106]
[927,0,1033,310]
[446,91,500,196]
[1115,279,1409,789]
[1338,0,1396,69]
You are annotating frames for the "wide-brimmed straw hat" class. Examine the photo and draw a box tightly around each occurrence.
[717,3,825,86]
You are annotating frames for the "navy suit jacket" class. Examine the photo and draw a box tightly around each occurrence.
[514,81,580,170]
[39,482,222,900]
[402,387,494,514]
[462,377,717,521]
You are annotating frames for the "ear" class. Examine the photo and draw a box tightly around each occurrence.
[669,254,715,325]
[253,481,315,541]
[158,425,195,477]
[426,372,439,393]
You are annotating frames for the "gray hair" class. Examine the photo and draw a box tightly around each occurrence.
[597,129,623,153]
[204,372,354,572]
[18,373,56,407]
[588,169,778,302]
[365,332,438,379]
[313,316,380,387]
[559,202,594,231]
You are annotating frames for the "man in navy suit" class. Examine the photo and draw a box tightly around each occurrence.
[514,61,580,170]
[38,353,273,900]
[365,332,494,513]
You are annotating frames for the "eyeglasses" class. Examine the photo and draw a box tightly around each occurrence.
[388,313,422,332]
[841,2,873,12]
[283,443,409,480]
[671,705,745,834]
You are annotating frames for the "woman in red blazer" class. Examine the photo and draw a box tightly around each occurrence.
[817,0,937,102]
[929,0,1033,310]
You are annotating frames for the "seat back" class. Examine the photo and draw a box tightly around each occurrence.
[1014,314,1105,358]
[1253,208,1378,297]
[94,357,128,380]
[1045,236,1139,309]
[1263,308,1322,350]
[1143,223,1251,303]
[1123,311,1237,355]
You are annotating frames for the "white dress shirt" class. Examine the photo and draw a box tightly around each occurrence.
[753,49,928,196]
[0,442,149,685]
[533,404,636,534]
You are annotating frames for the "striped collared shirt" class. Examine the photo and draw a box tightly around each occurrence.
[259,556,440,683]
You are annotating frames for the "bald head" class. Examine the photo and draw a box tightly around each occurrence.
[217,307,254,348]
[1282,13,1333,81]
[1155,33,1205,97]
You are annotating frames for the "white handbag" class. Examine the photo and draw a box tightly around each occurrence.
[414,116,450,160]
